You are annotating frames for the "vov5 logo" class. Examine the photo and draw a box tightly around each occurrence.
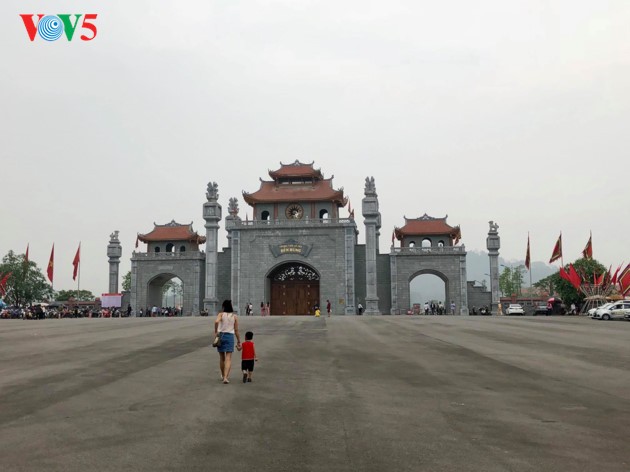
[20,14,98,41]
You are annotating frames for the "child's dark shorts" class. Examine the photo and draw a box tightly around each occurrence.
[241,359,255,372]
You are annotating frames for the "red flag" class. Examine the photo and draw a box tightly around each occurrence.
[525,235,531,270]
[47,244,54,283]
[559,267,571,283]
[0,272,11,296]
[135,235,139,249]
[549,233,562,263]
[582,232,593,259]
[618,264,630,293]
[611,264,622,285]
[568,264,582,290]
[72,243,81,281]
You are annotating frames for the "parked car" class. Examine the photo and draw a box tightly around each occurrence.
[533,304,549,316]
[593,300,630,320]
[506,304,525,315]
[589,302,614,318]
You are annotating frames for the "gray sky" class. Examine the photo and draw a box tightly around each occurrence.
[2,0,629,294]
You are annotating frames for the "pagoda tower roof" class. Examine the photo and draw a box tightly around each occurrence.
[243,160,346,206]
[394,214,461,241]
[138,220,206,244]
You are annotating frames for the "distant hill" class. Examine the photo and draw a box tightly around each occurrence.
[409,250,556,305]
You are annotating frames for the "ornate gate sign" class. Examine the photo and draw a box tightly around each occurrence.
[269,239,312,258]
[271,264,319,281]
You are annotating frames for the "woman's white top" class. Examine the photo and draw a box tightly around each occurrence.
[217,312,236,333]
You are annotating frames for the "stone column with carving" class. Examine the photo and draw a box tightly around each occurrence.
[107,231,122,294]
[203,182,222,315]
[226,197,241,314]
[486,221,501,315]
[362,176,381,315]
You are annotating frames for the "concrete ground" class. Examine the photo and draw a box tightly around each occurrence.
[0,316,629,472]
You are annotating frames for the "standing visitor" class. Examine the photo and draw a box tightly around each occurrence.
[266,302,271,317]
[450,301,456,315]
[214,300,241,384]
[326,299,331,317]
[260,302,265,316]
[357,302,364,316]
[246,302,251,316]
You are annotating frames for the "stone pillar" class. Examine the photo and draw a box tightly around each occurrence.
[107,231,122,294]
[203,182,222,315]
[344,225,356,315]
[226,197,241,313]
[362,176,381,315]
[389,253,398,315]
[459,252,469,315]
[486,221,501,315]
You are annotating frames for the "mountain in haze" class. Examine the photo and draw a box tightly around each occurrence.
[409,250,556,305]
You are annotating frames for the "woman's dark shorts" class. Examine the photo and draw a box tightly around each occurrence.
[241,360,255,372]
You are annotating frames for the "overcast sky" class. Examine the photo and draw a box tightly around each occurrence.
[2,1,629,294]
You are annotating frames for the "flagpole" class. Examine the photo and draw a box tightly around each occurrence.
[77,259,81,302]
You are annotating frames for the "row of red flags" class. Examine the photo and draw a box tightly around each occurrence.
[0,244,81,293]
[525,232,630,296]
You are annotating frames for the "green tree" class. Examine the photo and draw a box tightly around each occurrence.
[0,250,54,306]
[122,270,131,291]
[162,279,183,306]
[533,258,606,305]
[56,289,95,301]
[500,265,526,297]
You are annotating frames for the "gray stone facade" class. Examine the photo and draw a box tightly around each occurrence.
[128,162,495,316]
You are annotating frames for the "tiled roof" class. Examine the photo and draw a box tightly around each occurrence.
[268,160,323,180]
[138,220,206,244]
[243,179,345,205]
[395,214,461,239]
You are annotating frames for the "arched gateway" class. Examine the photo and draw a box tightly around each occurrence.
[128,161,490,317]
[269,263,320,315]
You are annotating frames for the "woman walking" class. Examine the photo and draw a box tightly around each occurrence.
[215,300,241,384]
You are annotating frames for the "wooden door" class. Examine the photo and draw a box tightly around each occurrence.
[270,281,319,315]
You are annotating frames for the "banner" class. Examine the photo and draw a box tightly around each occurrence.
[101,293,122,308]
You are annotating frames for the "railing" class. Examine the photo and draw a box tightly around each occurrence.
[132,251,205,258]
[391,245,465,255]
[233,218,356,228]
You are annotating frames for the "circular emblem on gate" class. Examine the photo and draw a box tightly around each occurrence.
[285,203,304,219]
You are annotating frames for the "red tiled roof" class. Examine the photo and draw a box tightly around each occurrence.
[268,160,323,180]
[243,179,345,205]
[394,214,461,239]
[138,220,206,244]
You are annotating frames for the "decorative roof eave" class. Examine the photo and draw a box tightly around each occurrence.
[242,189,346,206]
[394,214,462,242]
[268,159,324,180]
[138,220,207,244]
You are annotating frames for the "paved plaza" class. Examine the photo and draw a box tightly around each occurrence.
[1,316,629,472]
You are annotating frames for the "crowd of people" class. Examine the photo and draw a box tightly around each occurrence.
[0,305,127,319]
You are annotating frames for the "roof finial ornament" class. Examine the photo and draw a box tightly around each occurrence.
[109,230,120,242]
[228,197,239,216]
[206,182,219,202]
[364,176,376,196]
[488,220,499,233]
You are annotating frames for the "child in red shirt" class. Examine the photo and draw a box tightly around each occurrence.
[240,331,258,383]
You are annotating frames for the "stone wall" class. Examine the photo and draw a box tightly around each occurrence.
[232,221,356,315]
[389,248,468,315]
